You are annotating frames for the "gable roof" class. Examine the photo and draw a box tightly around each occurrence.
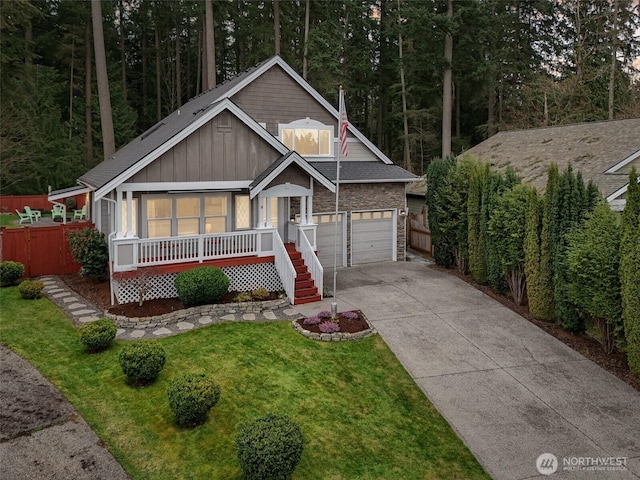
[249,151,336,198]
[72,55,407,201]
[461,118,640,200]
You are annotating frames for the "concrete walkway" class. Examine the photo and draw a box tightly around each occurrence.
[294,258,640,480]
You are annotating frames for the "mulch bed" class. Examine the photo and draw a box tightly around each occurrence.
[295,310,369,334]
[429,264,640,392]
[58,273,281,318]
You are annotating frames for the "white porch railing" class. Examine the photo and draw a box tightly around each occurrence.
[298,229,323,299]
[111,231,260,271]
[272,231,296,305]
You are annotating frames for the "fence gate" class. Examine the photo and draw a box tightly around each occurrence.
[408,215,432,256]
[0,222,91,277]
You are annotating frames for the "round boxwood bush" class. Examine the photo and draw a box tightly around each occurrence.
[174,266,229,307]
[167,373,220,427]
[236,413,304,480]
[18,280,44,299]
[0,261,24,287]
[79,318,117,352]
[119,341,166,385]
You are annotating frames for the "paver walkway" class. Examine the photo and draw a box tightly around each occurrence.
[294,257,640,480]
[40,276,302,340]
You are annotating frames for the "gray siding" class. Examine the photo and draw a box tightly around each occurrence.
[127,112,281,184]
[232,65,349,137]
[328,141,376,161]
[265,164,309,189]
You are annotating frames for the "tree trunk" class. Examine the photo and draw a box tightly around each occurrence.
[487,87,496,136]
[204,0,215,89]
[441,0,453,158]
[274,0,281,56]
[119,0,127,103]
[85,22,93,166]
[303,0,310,79]
[176,26,182,107]
[25,17,33,66]
[69,38,74,140]
[608,0,619,120]
[91,0,115,159]
[397,0,410,171]
[455,81,460,138]
[155,28,161,121]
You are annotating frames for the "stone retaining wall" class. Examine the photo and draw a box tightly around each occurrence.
[105,298,290,329]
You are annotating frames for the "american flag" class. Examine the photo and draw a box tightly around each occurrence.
[339,88,348,157]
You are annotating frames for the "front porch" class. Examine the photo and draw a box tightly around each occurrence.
[109,226,323,306]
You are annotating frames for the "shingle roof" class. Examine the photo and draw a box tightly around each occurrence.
[461,118,640,198]
[311,162,419,183]
[79,58,274,190]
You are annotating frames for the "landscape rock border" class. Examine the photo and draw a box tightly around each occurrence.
[105,298,290,329]
[291,314,377,342]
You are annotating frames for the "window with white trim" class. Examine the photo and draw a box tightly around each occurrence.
[144,194,251,238]
[279,119,333,157]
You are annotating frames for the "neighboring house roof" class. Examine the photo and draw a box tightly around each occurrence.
[461,118,640,201]
[66,55,402,201]
[406,176,427,196]
[312,162,419,183]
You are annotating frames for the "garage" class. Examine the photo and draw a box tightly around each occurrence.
[351,210,395,264]
[313,212,346,268]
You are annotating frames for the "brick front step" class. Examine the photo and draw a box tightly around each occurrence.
[294,294,322,305]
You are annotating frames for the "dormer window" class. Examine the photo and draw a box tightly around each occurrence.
[279,118,333,157]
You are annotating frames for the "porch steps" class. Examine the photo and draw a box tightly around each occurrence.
[285,243,321,305]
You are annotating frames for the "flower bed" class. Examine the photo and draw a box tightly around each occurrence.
[292,310,376,342]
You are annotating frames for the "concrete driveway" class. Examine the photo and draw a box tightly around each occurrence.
[294,258,640,480]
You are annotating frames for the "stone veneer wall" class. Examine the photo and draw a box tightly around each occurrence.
[312,182,407,263]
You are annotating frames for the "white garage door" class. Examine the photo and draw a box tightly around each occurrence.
[314,213,346,268]
[351,210,394,264]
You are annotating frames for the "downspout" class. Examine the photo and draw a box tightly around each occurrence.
[103,197,117,305]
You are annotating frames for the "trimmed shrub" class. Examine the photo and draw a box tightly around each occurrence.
[0,261,24,287]
[251,287,270,300]
[236,413,304,480]
[67,227,109,280]
[79,318,117,352]
[234,291,252,303]
[119,341,166,385]
[174,267,229,307]
[18,280,44,299]
[167,373,221,427]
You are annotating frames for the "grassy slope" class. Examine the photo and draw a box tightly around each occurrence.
[0,288,489,480]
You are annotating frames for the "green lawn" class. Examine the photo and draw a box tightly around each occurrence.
[0,287,489,480]
[0,213,21,228]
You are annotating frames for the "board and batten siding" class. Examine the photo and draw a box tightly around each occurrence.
[232,65,353,138]
[127,112,281,184]
[264,163,310,190]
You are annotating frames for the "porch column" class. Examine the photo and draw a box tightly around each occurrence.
[300,195,307,225]
[126,190,133,238]
[265,196,272,228]
[306,195,313,224]
[115,190,123,238]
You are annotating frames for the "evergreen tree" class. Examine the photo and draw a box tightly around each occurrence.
[426,156,456,267]
[468,161,489,283]
[620,167,640,374]
[524,187,551,318]
[567,201,622,353]
[488,184,530,304]
[538,164,559,321]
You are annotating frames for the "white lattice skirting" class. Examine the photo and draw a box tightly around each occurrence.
[113,263,284,305]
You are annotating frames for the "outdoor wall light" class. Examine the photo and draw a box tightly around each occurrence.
[399,208,407,217]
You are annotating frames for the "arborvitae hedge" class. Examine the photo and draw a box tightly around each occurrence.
[620,167,640,374]
[468,162,488,284]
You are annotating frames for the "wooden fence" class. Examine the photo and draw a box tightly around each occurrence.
[0,222,92,277]
[1,194,87,213]
[408,214,432,256]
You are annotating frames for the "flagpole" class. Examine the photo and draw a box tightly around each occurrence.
[331,87,343,319]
